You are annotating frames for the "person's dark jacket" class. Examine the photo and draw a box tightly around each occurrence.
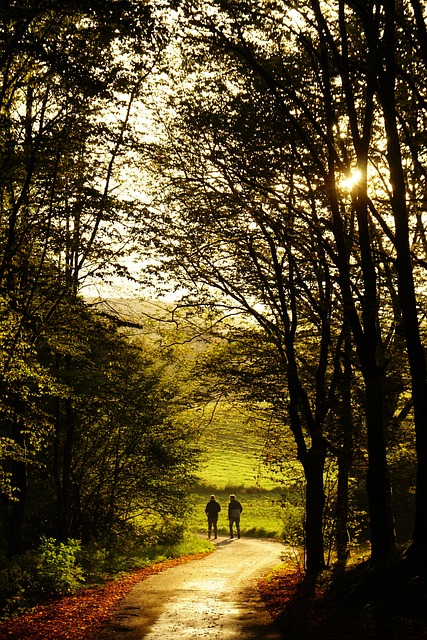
[205,500,221,517]
[228,500,243,519]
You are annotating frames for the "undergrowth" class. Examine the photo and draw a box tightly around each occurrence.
[260,547,427,640]
[0,533,212,620]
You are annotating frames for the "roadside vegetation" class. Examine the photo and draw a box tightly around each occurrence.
[0,533,212,622]
[0,550,213,640]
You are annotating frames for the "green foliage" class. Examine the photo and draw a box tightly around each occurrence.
[0,0,186,557]
[0,295,199,550]
[0,294,62,501]
[27,537,84,598]
[77,532,212,583]
[280,502,305,546]
[133,513,189,548]
[0,537,84,617]
[0,533,211,619]
[0,562,29,618]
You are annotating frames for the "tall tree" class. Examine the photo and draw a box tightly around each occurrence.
[138,0,427,566]
[0,0,168,552]
[373,0,427,557]
[141,47,365,570]
[37,302,198,543]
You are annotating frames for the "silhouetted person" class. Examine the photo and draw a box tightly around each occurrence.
[228,494,243,539]
[205,494,221,539]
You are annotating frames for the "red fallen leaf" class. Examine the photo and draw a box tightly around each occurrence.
[0,552,211,640]
[258,562,427,640]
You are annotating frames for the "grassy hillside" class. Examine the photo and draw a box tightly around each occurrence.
[195,403,278,491]
[90,300,297,540]
[188,402,290,539]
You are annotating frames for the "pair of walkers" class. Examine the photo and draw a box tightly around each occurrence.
[205,494,243,539]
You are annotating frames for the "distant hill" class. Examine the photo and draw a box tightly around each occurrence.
[87,297,282,491]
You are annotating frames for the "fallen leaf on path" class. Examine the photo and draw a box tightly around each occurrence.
[0,553,211,640]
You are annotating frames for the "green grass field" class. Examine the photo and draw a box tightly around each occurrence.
[188,402,289,539]
[193,402,280,489]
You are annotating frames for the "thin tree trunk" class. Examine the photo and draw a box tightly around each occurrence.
[53,401,66,540]
[335,458,350,562]
[53,355,76,541]
[335,329,353,563]
[8,406,27,556]
[61,395,75,539]
[326,169,396,563]
[286,365,326,574]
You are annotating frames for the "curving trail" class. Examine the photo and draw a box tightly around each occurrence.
[97,537,286,640]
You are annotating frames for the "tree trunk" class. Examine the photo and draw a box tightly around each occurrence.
[8,407,27,556]
[379,1,427,556]
[335,457,350,562]
[53,356,76,541]
[363,362,396,563]
[61,396,75,539]
[53,399,66,540]
[335,330,353,563]
[302,440,327,574]
[327,172,396,563]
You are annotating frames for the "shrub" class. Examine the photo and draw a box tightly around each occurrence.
[281,502,305,546]
[26,537,85,599]
[0,562,30,617]
[0,537,84,617]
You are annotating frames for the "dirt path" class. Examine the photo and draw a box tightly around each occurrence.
[97,537,286,640]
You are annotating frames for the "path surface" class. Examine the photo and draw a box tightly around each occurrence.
[97,537,286,640]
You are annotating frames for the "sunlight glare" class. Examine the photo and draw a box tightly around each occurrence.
[340,169,362,190]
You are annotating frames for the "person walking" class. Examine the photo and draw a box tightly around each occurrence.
[228,494,243,539]
[205,494,221,539]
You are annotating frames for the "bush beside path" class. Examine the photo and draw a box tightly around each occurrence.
[0,554,211,640]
